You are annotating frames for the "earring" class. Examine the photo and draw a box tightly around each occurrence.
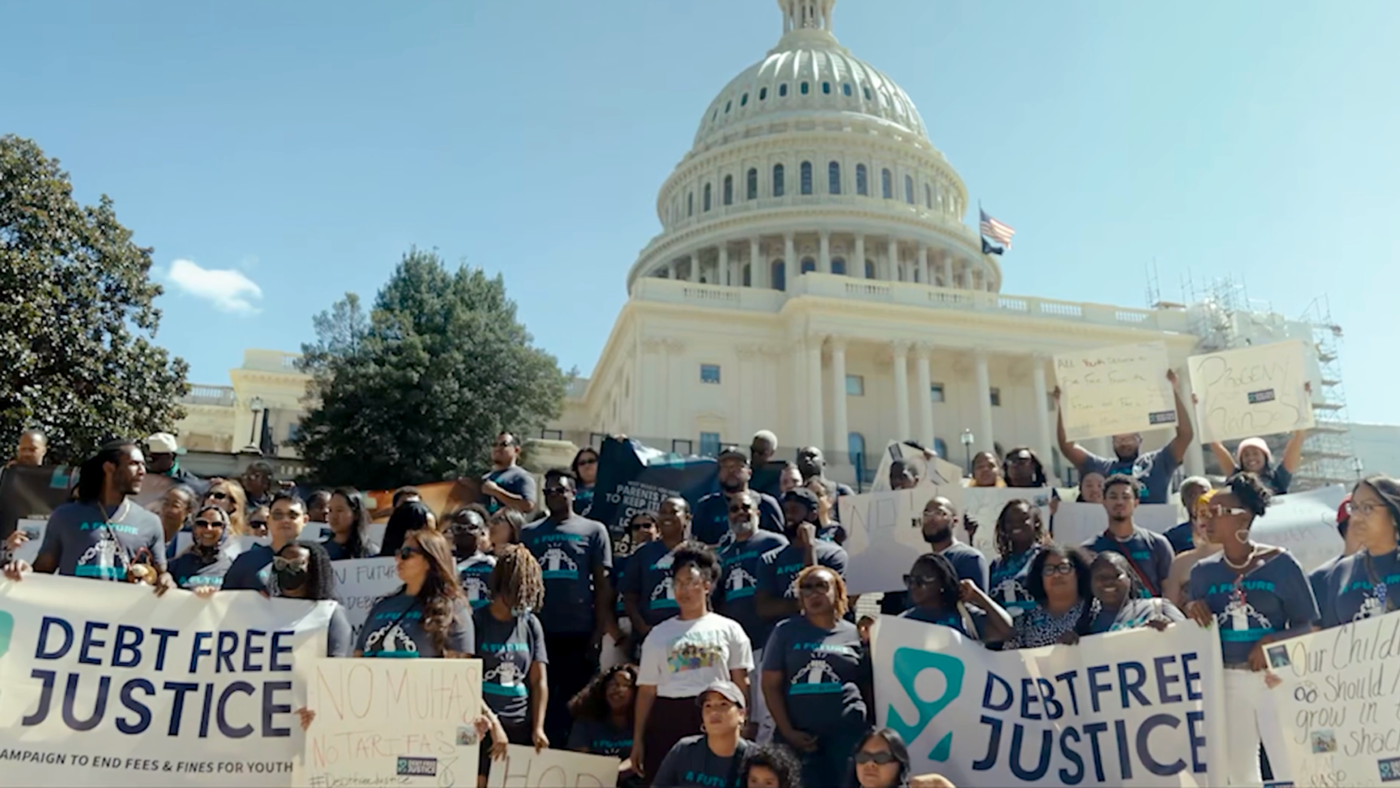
[1234,529,1250,543]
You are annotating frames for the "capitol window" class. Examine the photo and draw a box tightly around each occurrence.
[846,375,865,396]
[831,257,846,275]
[773,164,785,196]
[856,164,868,196]
[699,432,721,457]
[800,81,809,95]
[700,364,721,385]
[822,81,831,94]
[905,175,915,204]
[881,168,893,199]
[703,183,712,212]
[828,161,841,194]
[843,83,852,96]
[725,100,731,113]
[801,257,816,273]
[930,384,945,403]
[747,168,758,200]
[771,261,786,291]
[688,192,694,217]
[760,87,768,100]
[741,93,748,106]
[723,175,733,206]
[925,184,933,209]
[800,161,812,195]
[863,86,872,101]
[990,387,1002,407]
[779,84,788,97]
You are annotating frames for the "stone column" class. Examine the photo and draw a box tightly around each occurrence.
[941,253,953,288]
[892,342,911,442]
[807,338,825,451]
[974,349,995,454]
[829,337,849,460]
[916,345,935,450]
[752,237,768,289]
[785,234,796,270]
[918,244,929,285]
[854,235,866,278]
[1031,354,1053,471]
[887,238,898,281]
[688,251,700,283]
[718,243,729,286]
[819,231,831,274]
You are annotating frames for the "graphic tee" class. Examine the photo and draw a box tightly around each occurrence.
[355,592,476,658]
[1083,597,1185,635]
[473,607,548,726]
[638,612,754,699]
[757,539,848,604]
[760,618,868,734]
[521,514,613,635]
[38,500,166,580]
[1189,550,1317,664]
[1319,549,1400,628]
[567,717,633,758]
[167,549,232,590]
[1078,447,1181,504]
[988,547,1040,618]
[1081,527,1174,597]
[621,540,684,627]
[483,466,537,515]
[717,531,789,646]
[458,553,497,610]
[653,736,752,788]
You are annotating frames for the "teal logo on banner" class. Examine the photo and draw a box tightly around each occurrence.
[888,647,965,762]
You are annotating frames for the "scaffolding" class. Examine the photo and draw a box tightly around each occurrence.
[1294,296,1357,488]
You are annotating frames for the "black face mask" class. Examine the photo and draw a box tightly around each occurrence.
[275,566,307,592]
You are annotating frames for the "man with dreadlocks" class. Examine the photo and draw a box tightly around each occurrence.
[474,544,550,785]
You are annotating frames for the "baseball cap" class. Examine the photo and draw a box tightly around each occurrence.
[146,432,184,455]
[696,679,746,709]
[1337,494,1352,526]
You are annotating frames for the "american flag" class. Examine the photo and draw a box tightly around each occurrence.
[979,209,1015,248]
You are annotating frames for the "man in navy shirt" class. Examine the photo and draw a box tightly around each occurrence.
[757,489,849,624]
[1054,370,1194,504]
[693,450,783,545]
[879,495,987,615]
[622,496,691,639]
[1081,475,1174,597]
[482,432,537,514]
[795,447,854,520]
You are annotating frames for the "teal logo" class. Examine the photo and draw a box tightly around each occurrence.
[0,610,12,659]
[887,647,964,762]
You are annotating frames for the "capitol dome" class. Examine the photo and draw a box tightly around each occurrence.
[626,0,998,296]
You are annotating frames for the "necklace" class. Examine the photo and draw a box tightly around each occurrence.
[1223,545,1261,571]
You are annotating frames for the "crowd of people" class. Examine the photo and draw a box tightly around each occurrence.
[1,379,1393,788]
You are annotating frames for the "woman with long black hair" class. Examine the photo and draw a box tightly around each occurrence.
[1067,552,1182,640]
[1320,475,1400,627]
[357,529,474,658]
[844,729,956,788]
[898,553,1011,642]
[569,664,639,758]
[998,545,1095,649]
[324,488,377,560]
[379,501,437,557]
[985,500,1046,620]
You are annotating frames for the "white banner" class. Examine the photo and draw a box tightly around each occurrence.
[295,658,482,788]
[1051,502,1181,547]
[1263,610,1400,787]
[839,486,952,594]
[486,744,620,788]
[1189,340,1315,444]
[873,615,1228,786]
[0,574,333,786]
[331,558,401,641]
[1055,342,1176,441]
[960,487,1054,562]
[868,440,966,493]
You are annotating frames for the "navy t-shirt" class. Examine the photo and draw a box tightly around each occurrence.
[1081,527,1174,597]
[38,500,167,580]
[1318,550,1400,628]
[473,607,548,727]
[988,547,1040,618]
[168,550,232,590]
[621,540,683,627]
[757,540,848,602]
[458,553,497,610]
[521,514,613,635]
[567,717,632,758]
[1189,551,1317,664]
[356,592,476,658]
[879,542,987,616]
[1084,598,1184,635]
[1162,522,1195,555]
[692,491,784,546]
[653,736,752,788]
[322,538,379,561]
[1079,447,1180,504]
[899,604,989,640]
[223,543,275,591]
[484,466,537,514]
[760,617,868,734]
[718,531,789,647]
[1308,555,1343,625]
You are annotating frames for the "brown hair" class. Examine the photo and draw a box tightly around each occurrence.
[205,479,250,536]
[403,529,467,655]
[489,544,545,613]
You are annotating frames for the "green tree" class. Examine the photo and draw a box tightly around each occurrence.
[0,135,189,462]
[293,248,570,488]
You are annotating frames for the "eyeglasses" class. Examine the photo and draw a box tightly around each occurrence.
[854,751,897,766]
[798,580,832,593]
[272,557,307,572]
[397,545,425,560]
[630,519,657,531]
[1042,563,1075,577]
[1208,504,1250,517]
[903,574,938,588]
[1346,501,1383,516]
[543,487,569,496]
[270,510,302,521]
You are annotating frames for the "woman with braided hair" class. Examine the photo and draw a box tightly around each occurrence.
[985,500,1047,619]
[474,544,550,786]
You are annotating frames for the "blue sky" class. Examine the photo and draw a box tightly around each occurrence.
[5,0,1397,424]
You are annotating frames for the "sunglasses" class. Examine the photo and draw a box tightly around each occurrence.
[207,491,229,501]
[249,519,269,530]
[272,556,307,572]
[543,487,570,496]
[576,457,598,466]
[397,545,426,560]
[798,580,832,593]
[903,574,937,588]
[854,751,897,766]
[728,504,755,513]
[1208,505,1250,517]
[1042,563,1075,576]
[193,519,222,529]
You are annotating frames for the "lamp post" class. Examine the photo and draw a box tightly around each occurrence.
[247,396,264,452]
[960,429,975,477]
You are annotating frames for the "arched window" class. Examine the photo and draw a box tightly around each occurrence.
[925,184,933,209]
[723,175,733,206]
[771,261,787,292]
[865,260,876,279]
[773,164,785,197]
[746,168,758,200]
[779,84,788,97]
[863,86,872,101]
[848,432,867,474]
[760,87,768,101]
[800,81,809,95]
[801,257,816,273]
[687,192,694,217]
[831,257,846,275]
[822,81,831,94]
[828,161,841,194]
[800,161,813,195]
[742,263,751,287]
[881,168,893,199]
[741,93,749,106]
[725,100,731,113]
[856,164,868,196]
[905,175,915,204]
[842,83,852,96]
[703,183,712,212]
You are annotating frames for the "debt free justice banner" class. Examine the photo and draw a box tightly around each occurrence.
[0,574,333,786]
[872,615,1227,787]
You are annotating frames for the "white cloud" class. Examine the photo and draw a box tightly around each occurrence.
[163,258,264,315]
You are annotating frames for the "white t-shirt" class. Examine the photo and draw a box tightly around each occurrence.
[638,612,754,699]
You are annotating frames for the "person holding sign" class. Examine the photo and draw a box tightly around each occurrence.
[1318,476,1400,627]
[968,452,1004,487]
[1079,475,1174,597]
[223,492,306,590]
[897,553,1012,642]
[268,540,353,657]
[1054,370,1194,504]
[355,528,475,658]
[166,504,233,592]
[1185,472,1318,788]
[1070,552,1183,638]
[1001,545,1095,648]
[322,488,378,560]
[474,544,550,787]
[1209,432,1306,497]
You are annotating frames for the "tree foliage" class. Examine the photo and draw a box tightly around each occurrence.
[0,135,189,462]
[293,249,570,488]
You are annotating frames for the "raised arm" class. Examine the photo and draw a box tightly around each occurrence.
[1053,387,1090,468]
[1281,429,1308,473]
[1209,442,1236,475]
[1165,371,1195,464]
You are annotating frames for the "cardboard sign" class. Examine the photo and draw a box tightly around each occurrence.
[487,745,620,788]
[1189,340,1315,444]
[1054,342,1175,441]
[839,485,960,594]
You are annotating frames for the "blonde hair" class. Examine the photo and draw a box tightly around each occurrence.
[794,564,848,618]
[205,479,250,536]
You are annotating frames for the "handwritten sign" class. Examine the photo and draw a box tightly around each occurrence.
[1263,610,1400,787]
[1054,341,1175,441]
[296,658,482,788]
[839,486,951,594]
[1050,502,1181,547]
[332,557,402,640]
[486,745,620,788]
[1189,340,1315,444]
[868,440,965,493]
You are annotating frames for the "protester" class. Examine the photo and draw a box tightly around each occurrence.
[1307,494,1364,619]
[1075,472,1105,503]
[751,431,779,469]
[380,501,436,557]
[1054,371,1194,504]
[846,729,957,788]
[695,449,784,545]
[1069,552,1183,639]
[740,744,804,788]
[651,680,754,788]
[247,504,270,537]
[167,505,233,593]
[483,431,537,514]
[968,452,1003,487]
[758,489,849,625]
[717,490,789,719]
[202,478,250,535]
[1163,490,1221,608]
[1186,472,1317,788]
[888,457,923,490]
[623,497,691,641]
[569,663,639,759]
[452,506,496,609]
[521,468,618,746]
[242,460,276,510]
[606,512,660,669]
[1318,476,1400,627]
[488,507,525,552]
[880,496,986,616]
[144,432,208,495]
[633,543,753,783]
[805,477,845,544]
[267,540,354,657]
[777,463,803,496]
[223,492,306,590]
[1079,475,1174,597]
[393,486,423,509]
[324,487,377,560]
[357,528,474,657]
[1210,421,1308,496]
[1002,447,1048,488]
[1000,545,1095,648]
[474,544,550,785]
[1162,476,1213,554]
[10,428,48,467]
[986,500,1047,618]
[4,439,172,590]
[795,447,854,520]
[306,489,332,524]
[896,553,1011,642]
[158,484,197,557]
[571,447,600,516]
